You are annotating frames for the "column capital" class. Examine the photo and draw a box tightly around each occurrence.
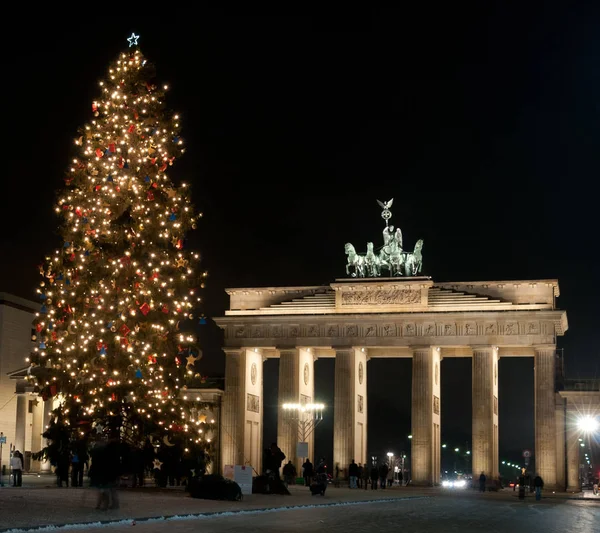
[471,345,496,355]
[409,346,431,356]
[278,348,299,357]
[533,345,556,356]
[332,347,355,356]
[223,348,242,356]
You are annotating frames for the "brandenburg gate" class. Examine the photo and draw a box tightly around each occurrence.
[215,200,569,488]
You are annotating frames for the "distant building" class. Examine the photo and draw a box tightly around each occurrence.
[0,293,47,473]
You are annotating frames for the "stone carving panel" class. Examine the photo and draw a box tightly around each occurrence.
[234,326,246,338]
[504,322,517,335]
[271,325,282,338]
[464,322,476,336]
[404,323,416,337]
[357,394,364,414]
[250,363,257,385]
[307,325,320,337]
[341,288,422,306]
[364,325,377,337]
[289,325,300,337]
[346,324,359,337]
[485,323,497,335]
[251,326,263,338]
[527,322,539,334]
[327,325,340,337]
[247,393,260,413]
[443,323,456,336]
[382,324,396,336]
[422,323,435,336]
[433,395,440,415]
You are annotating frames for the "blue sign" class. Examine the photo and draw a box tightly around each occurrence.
[0,436,6,444]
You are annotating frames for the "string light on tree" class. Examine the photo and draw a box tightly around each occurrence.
[26,37,213,456]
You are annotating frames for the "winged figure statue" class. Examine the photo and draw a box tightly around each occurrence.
[377,198,394,210]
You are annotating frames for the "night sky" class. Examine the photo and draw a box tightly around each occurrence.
[2,8,598,472]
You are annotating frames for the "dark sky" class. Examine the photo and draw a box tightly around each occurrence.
[2,8,599,471]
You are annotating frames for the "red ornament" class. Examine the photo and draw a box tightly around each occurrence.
[128,124,135,133]
[162,305,169,314]
[149,272,159,281]
[75,208,83,217]
[175,239,183,250]
[150,157,157,165]
[120,337,129,347]
[69,253,76,261]
[159,163,167,172]
[94,185,101,192]
[118,157,124,169]
[92,103,98,112]
[36,323,43,332]
[50,384,58,397]
[147,191,154,201]
[120,324,131,336]
[152,182,158,189]
[108,143,116,153]
[95,148,103,158]
[51,331,58,341]
[111,393,117,401]
[134,110,139,120]
[139,302,150,315]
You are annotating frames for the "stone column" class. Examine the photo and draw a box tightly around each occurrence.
[14,394,27,455]
[40,400,53,472]
[277,348,315,471]
[565,402,580,492]
[534,346,557,488]
[411,346,441,485]
[221,348,264,474]
[471,346,499,480]
[30,398,44,472]
[554,393,566,491]
[334,348,368,476]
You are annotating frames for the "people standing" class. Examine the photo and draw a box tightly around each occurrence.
[282,460,297,488]
[379,462,389,489]
[302,458,313,486]
[71,452,82,487]
[362,463,370,490]
[479,472,486,492]
[11,450,23,487]
[357,463,364,489]
[348,460,359,489]
[370,464,379,490]
[387,462,394,487]
[533,473,544,501]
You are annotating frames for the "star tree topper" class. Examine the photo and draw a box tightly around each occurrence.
[127,33,140,47]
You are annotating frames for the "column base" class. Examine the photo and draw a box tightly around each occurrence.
[566,486,581,493]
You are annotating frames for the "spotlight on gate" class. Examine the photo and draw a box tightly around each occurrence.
[576,415,599,434]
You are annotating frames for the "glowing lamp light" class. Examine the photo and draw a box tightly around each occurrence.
[576,415,599,434]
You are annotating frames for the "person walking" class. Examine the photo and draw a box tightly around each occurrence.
[348,460,358,489]
[479,472,486,492]
[302,458,313,486]
[533,473,544,501]
[387,462,394,487]
[11,450,23,487]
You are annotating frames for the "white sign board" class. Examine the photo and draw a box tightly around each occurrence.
[234,465,253,495]
[296,441,309,458]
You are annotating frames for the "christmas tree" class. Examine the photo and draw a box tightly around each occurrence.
[27,35,213,461]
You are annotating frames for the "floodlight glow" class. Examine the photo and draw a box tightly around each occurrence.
[576,415,599,433]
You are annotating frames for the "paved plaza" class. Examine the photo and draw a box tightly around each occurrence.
[0,475,597,533]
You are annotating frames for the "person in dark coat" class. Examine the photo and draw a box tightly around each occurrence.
[282,460,297,488]
[533,473,544,501]
[357,463,364,489]
[479,472,487,492]
[370,465,379,490]
[89,439,121,510]
[348,460,359,488]
[302,458,313,486]
[269,443,286,478]
[378,463,389,489]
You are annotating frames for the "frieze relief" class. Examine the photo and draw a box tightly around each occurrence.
[327,325,340,337]
[382,324,396,336]
[403,323,416,337]
[443,323,456,336]
[364,325,377,337]
[341,288,422,306]
[485,323,497,335]
[307,325,320,337]
[225,320,550,341]
[346,324,359,337]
